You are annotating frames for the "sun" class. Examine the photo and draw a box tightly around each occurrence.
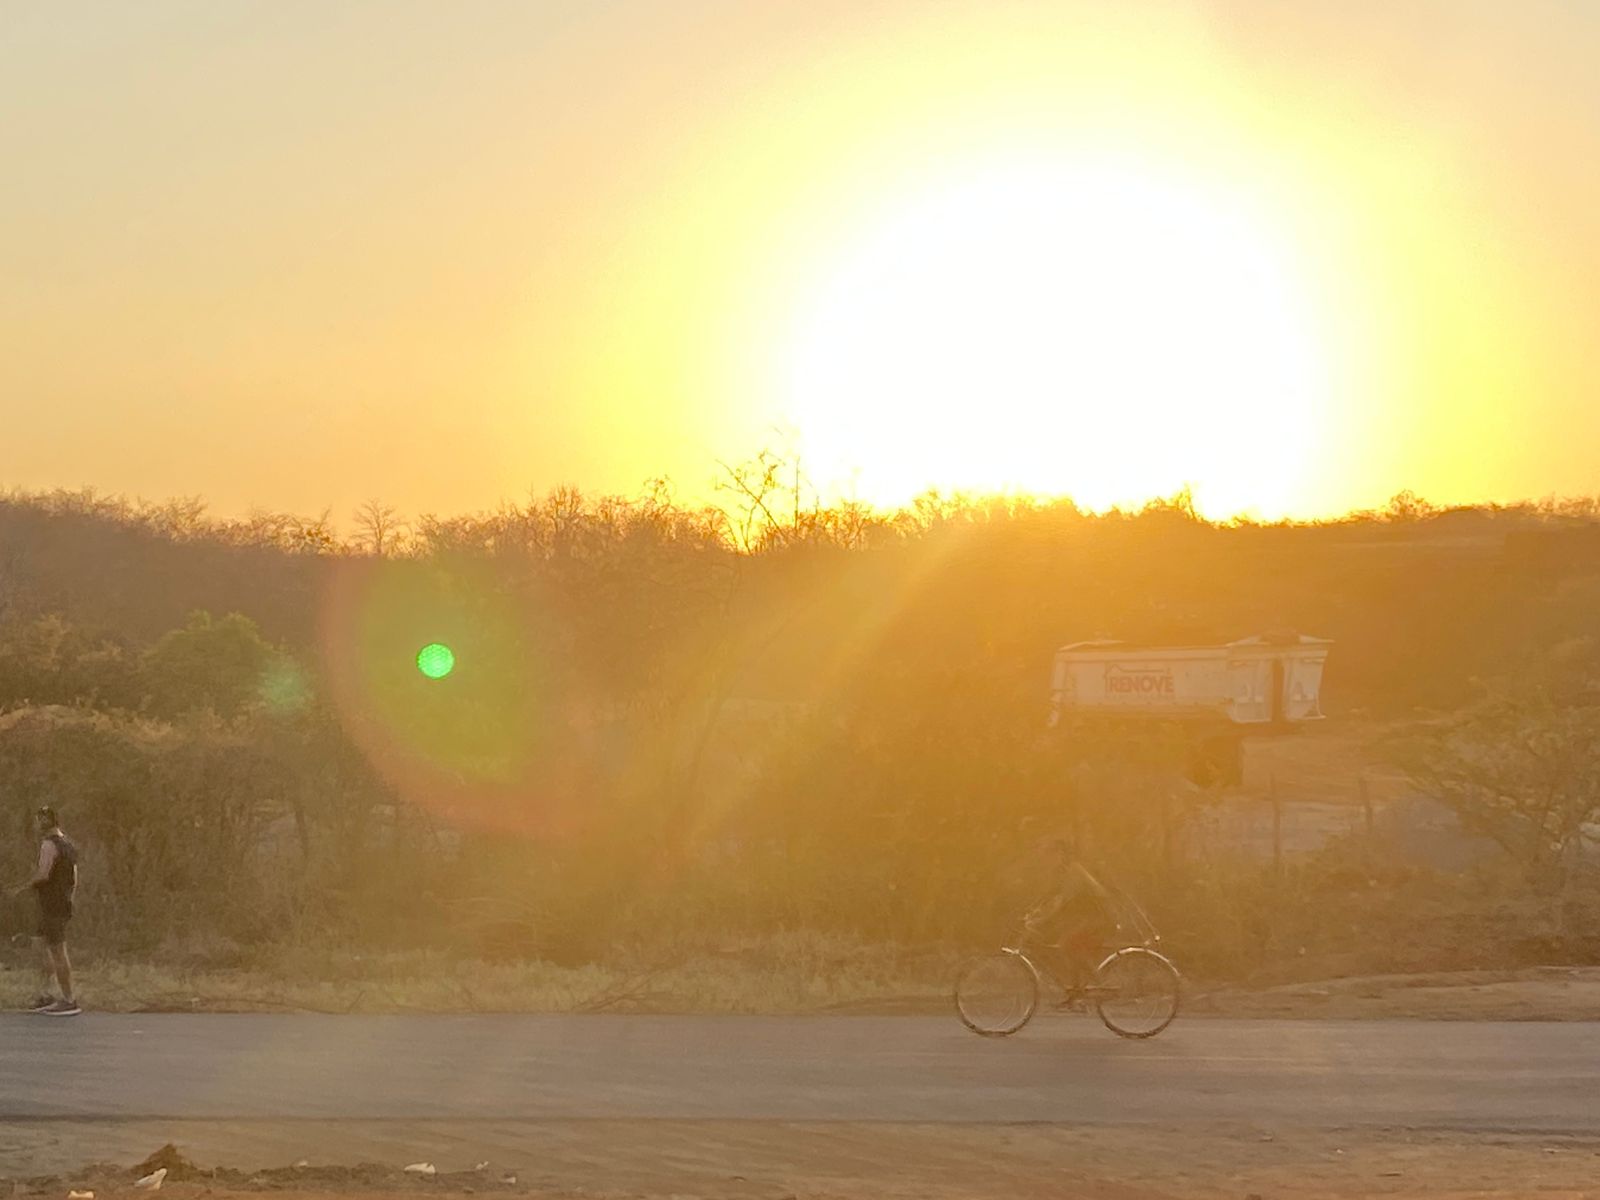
[778,160,1330,518]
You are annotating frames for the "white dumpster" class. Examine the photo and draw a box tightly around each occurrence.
[1049,633,1330,727]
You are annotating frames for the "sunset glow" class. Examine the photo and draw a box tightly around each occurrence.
[3,2,1597,521]
[778,160,1328,516]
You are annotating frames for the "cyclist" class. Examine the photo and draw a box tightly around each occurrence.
[1022,837,1119,1005]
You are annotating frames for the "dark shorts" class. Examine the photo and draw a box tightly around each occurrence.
[1039,899,1116,958]
[37,908,71,948]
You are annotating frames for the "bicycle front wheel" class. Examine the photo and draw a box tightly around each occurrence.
[1093,947,1181,1039]
[954,951,1039,1037]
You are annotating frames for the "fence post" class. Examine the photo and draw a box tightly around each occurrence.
[1270,771,1283,872]
[1162,789,1175,873]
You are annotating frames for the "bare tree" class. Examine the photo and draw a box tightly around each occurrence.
[1397,689,1600,920]
[714,451,788,553]
[351,500,407,557]
[713,449,835,553]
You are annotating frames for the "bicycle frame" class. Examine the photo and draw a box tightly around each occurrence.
[959,896,1181,1039]
[1003,886,1166,1000]
[998,939,1084,1001]
[1104,884,1163,949]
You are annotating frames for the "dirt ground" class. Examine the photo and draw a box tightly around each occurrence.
[1190,966,1600,1021]
[9,957,1600,1021]
[823,967,1600,1021]
[5,1123,1600,1200]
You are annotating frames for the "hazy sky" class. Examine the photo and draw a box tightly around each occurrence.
[3,1,1597,522]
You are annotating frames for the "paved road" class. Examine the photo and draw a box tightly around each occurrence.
[3,1014,1597,1132]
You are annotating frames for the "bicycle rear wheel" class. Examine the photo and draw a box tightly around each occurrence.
[954,951,1039,1037]
[1093,947,1181,1039]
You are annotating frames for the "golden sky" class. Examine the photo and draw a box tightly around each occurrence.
[3,0,1597,522]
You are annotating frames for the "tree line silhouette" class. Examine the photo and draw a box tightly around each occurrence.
[2,472,1599,978]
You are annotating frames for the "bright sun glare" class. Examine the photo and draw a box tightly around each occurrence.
[781,161,1329,518]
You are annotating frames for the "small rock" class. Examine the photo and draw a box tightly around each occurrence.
[293,1160,309,1169]
[474,1161,490,1171]
[500,1173,518,1186]
[133,1168,167,1192]
[68,1191,95,1199]
[404,1163,437,1177]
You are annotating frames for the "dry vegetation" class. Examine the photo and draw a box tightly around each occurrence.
[2,468,1600,1007]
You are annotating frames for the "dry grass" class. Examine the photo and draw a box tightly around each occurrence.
[0,933,957,1014]
[10,929,1600,1019]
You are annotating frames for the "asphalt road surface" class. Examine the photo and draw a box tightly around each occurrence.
[3,1014,1597,1131]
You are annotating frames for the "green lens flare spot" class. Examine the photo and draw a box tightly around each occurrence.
[416,642,456,680]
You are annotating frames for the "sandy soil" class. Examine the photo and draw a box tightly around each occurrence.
[5,1123,1600,1200]
[1190,966,1600,1021]
[816,966,1600,1022]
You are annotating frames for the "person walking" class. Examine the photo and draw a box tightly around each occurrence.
[11,805,81,1016]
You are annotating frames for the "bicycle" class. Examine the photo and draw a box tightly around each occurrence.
[953,888,1181,1039]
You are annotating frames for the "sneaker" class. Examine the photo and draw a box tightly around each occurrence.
[40,999,81,1017]
[29,994,57,1012]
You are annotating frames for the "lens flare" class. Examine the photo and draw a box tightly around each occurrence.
[416,642,456,680]
[319,559,591,841]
